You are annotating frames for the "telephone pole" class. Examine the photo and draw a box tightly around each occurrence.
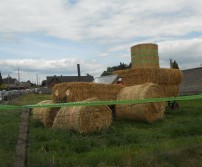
[36,73,38,87]
[18,68,20,89]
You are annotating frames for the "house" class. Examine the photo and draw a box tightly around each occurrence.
[180,67,202,95]
[46,75,94,87]
[20,81,32,89]
[3,77,20,89]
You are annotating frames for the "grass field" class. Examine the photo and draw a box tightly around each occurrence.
[0,94,50,167]
[0,94,202,167]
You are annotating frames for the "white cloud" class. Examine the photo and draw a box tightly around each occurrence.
[0,58,106,81]
[158,38,202,69]
[0,0,202,41]
[0,0,202,82]
[100,52,108,57]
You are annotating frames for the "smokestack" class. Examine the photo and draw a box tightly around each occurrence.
[77,64,81,81]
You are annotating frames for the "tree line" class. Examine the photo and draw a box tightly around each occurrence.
[101,61,179,76]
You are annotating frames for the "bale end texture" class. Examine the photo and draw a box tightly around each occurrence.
[53,97,112,133]
[116,83,166,123]
[32,100,60,127]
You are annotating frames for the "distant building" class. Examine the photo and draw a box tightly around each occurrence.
[180,67,202,95]
[3,77,19,89]
[20,81,32,89]
[2,77,32,89]
[46,75,94,87]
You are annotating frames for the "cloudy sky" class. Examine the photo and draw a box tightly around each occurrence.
[0,0,202,83]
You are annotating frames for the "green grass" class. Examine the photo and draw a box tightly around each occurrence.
[0,94,51,167]
[10,94,51,106]
[0,109,21,167]
[1,94,202,166]
[27,97,202,167]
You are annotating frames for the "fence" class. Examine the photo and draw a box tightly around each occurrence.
[0,94,202,167]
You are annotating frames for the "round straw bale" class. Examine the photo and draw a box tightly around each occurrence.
[53,98,112,133]
[116,83,165,123]
[51,84,60,102]
[160,85,180,97]
[131,43,160,68]
[32,100,60,127]
[52,82,123,103]
[113,68,183,86]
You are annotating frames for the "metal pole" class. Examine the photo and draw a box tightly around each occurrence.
[8,74,10,90]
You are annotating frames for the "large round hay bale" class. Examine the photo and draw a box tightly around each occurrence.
[113,68,183,97]
[160,85,180,97]
[52,82,124,103]
[131,43,159,68]
[158,68,183,85]
[32,100,60,127]
[116,83,165,123]
[53,98,112,133]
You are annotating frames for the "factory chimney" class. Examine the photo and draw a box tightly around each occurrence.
[77,64,81,81]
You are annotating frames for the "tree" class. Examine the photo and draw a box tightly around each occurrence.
[41,80,47,87]
[172,60,179,69]
[0,72,2,85]
[86,73,93,77]
[101,62,131,76]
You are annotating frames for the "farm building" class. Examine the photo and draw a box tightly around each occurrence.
[180,67,202,95]
[46,75,94,88]
[2,77,20,89]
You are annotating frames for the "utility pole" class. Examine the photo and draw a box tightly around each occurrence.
[169,59,173,68]
[36,73,38,87]
[39,77,40,87]
[8,73,10,90]
[18,68,20,90]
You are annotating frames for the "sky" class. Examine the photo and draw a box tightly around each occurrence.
[0,0,202,83]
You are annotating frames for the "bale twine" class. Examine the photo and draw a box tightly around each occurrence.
[51,82,124,103]
[116,83,165,123]
[53,98,112,133]
[32,100,60,127]
[131,43,159,68]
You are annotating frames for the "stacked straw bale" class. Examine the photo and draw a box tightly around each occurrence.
[116,83,165,123]
[113,68,183,97]
[53,98,112,133]
[131,43,159,68]
[51,82,124,103]
[32,100,60,127]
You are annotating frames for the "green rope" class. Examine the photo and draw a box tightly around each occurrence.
[132,60,159,63]
[0,94,201,110]
[132,53,158,57]
[131,49,158,53]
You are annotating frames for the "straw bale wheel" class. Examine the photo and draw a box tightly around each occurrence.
[32,100,60,127]
[53,97,112,133]
[116,83,166,122]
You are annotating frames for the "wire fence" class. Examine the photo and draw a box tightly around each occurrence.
[0,93,202,167]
